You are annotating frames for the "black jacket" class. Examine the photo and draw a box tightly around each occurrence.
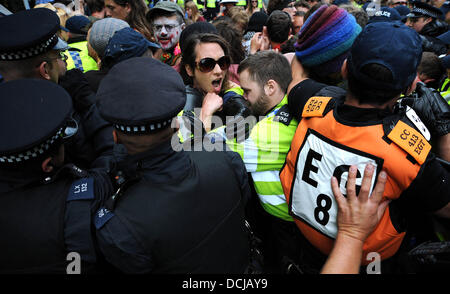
[95,140,252,273]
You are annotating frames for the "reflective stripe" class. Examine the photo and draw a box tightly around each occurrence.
[242,137,258,172]
[258,193,287,206]
[251,170,280,183]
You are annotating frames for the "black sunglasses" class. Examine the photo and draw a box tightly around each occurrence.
[195,56,231,73]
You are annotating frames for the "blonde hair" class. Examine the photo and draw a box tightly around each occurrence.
[185,1,203,23]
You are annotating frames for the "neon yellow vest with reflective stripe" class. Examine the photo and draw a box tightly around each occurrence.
[224,95,298,221]
[207,0,216,8]
[64,41,98,73]
[440,78,450,105]
[237,0,246,6]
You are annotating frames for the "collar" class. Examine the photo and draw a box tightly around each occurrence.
[335,99,395,124]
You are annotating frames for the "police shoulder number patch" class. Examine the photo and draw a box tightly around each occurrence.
[302,96,332,118]
[387,120,431,165]
[289,129,383,239]
[67,177,94,202]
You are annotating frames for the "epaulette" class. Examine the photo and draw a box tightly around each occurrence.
[386,116,432,165]
[43,163,89,184]
[301,96,335,118]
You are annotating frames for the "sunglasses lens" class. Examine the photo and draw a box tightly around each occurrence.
[198,58,216,72]
[217,56,230,70]
[197,56,230,72]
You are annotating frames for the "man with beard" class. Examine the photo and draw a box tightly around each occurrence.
[146,1,185,66]
[221,50,302,273]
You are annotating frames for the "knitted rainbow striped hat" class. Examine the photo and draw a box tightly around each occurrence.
[295,5,361,75]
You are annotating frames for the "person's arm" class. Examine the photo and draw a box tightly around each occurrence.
[320,164,389,274]
[199,92,223,132]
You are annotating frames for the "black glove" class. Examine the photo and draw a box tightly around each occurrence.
[58,68,96,113]
[399,82,450,138]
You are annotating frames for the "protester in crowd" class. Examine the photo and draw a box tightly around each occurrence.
[85,17,130,92]
[340,3,368,27]
[0,79,114,274]
[0,8,113,169]
[406,1,448,55]
[63,15,99,73]
[185,0,206,23]
[321,164,389,274]
[288,5,361,91]
[295,0,310,12]
[85,0,106,19]
[104,0,153,41]
[85,26,161,91]
[94,57,252,274]
[146,1,185,66]
[180,33,243,132]
[242,11,268,56]
[230,6,250,33]
[417,51,446,90]
[250,10,293,54]
[246,0,263,15]
[218,0,239,17]
[280,20,450,273]
[292,10,305,35]
[267,0,296,18]
[214,20,246,64]
[34,2,72,42]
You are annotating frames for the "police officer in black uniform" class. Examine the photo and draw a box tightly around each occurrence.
[94,57,251,274]
[0,79,114,273]
[0,8,113,169]
[406,1,449,56]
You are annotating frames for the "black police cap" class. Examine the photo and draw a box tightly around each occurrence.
[97,57,186,134]
[0,8,61,60]
[407,1,443,19]
[0,79,73,164]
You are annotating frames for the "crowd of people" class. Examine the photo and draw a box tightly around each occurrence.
[0,0,450,275]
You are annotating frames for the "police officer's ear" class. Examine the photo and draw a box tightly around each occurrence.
[263,79,277,96]
[341,59,348,80]
[112,129,119,144]
[37,60,52,81]
[41,157,54,173]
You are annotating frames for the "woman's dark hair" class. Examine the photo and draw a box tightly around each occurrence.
[214,20,246,64]
[180,33,231,88]
[85,0,105,13]
[112,0,153,41]
[347,63,404,106]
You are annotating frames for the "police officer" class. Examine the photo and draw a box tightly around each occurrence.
[63,15,99,73]
[0,79,113,273]
[406,1,449,55]
[94,57,251,274]
[0,8,113,170]
[281,21,450,273]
